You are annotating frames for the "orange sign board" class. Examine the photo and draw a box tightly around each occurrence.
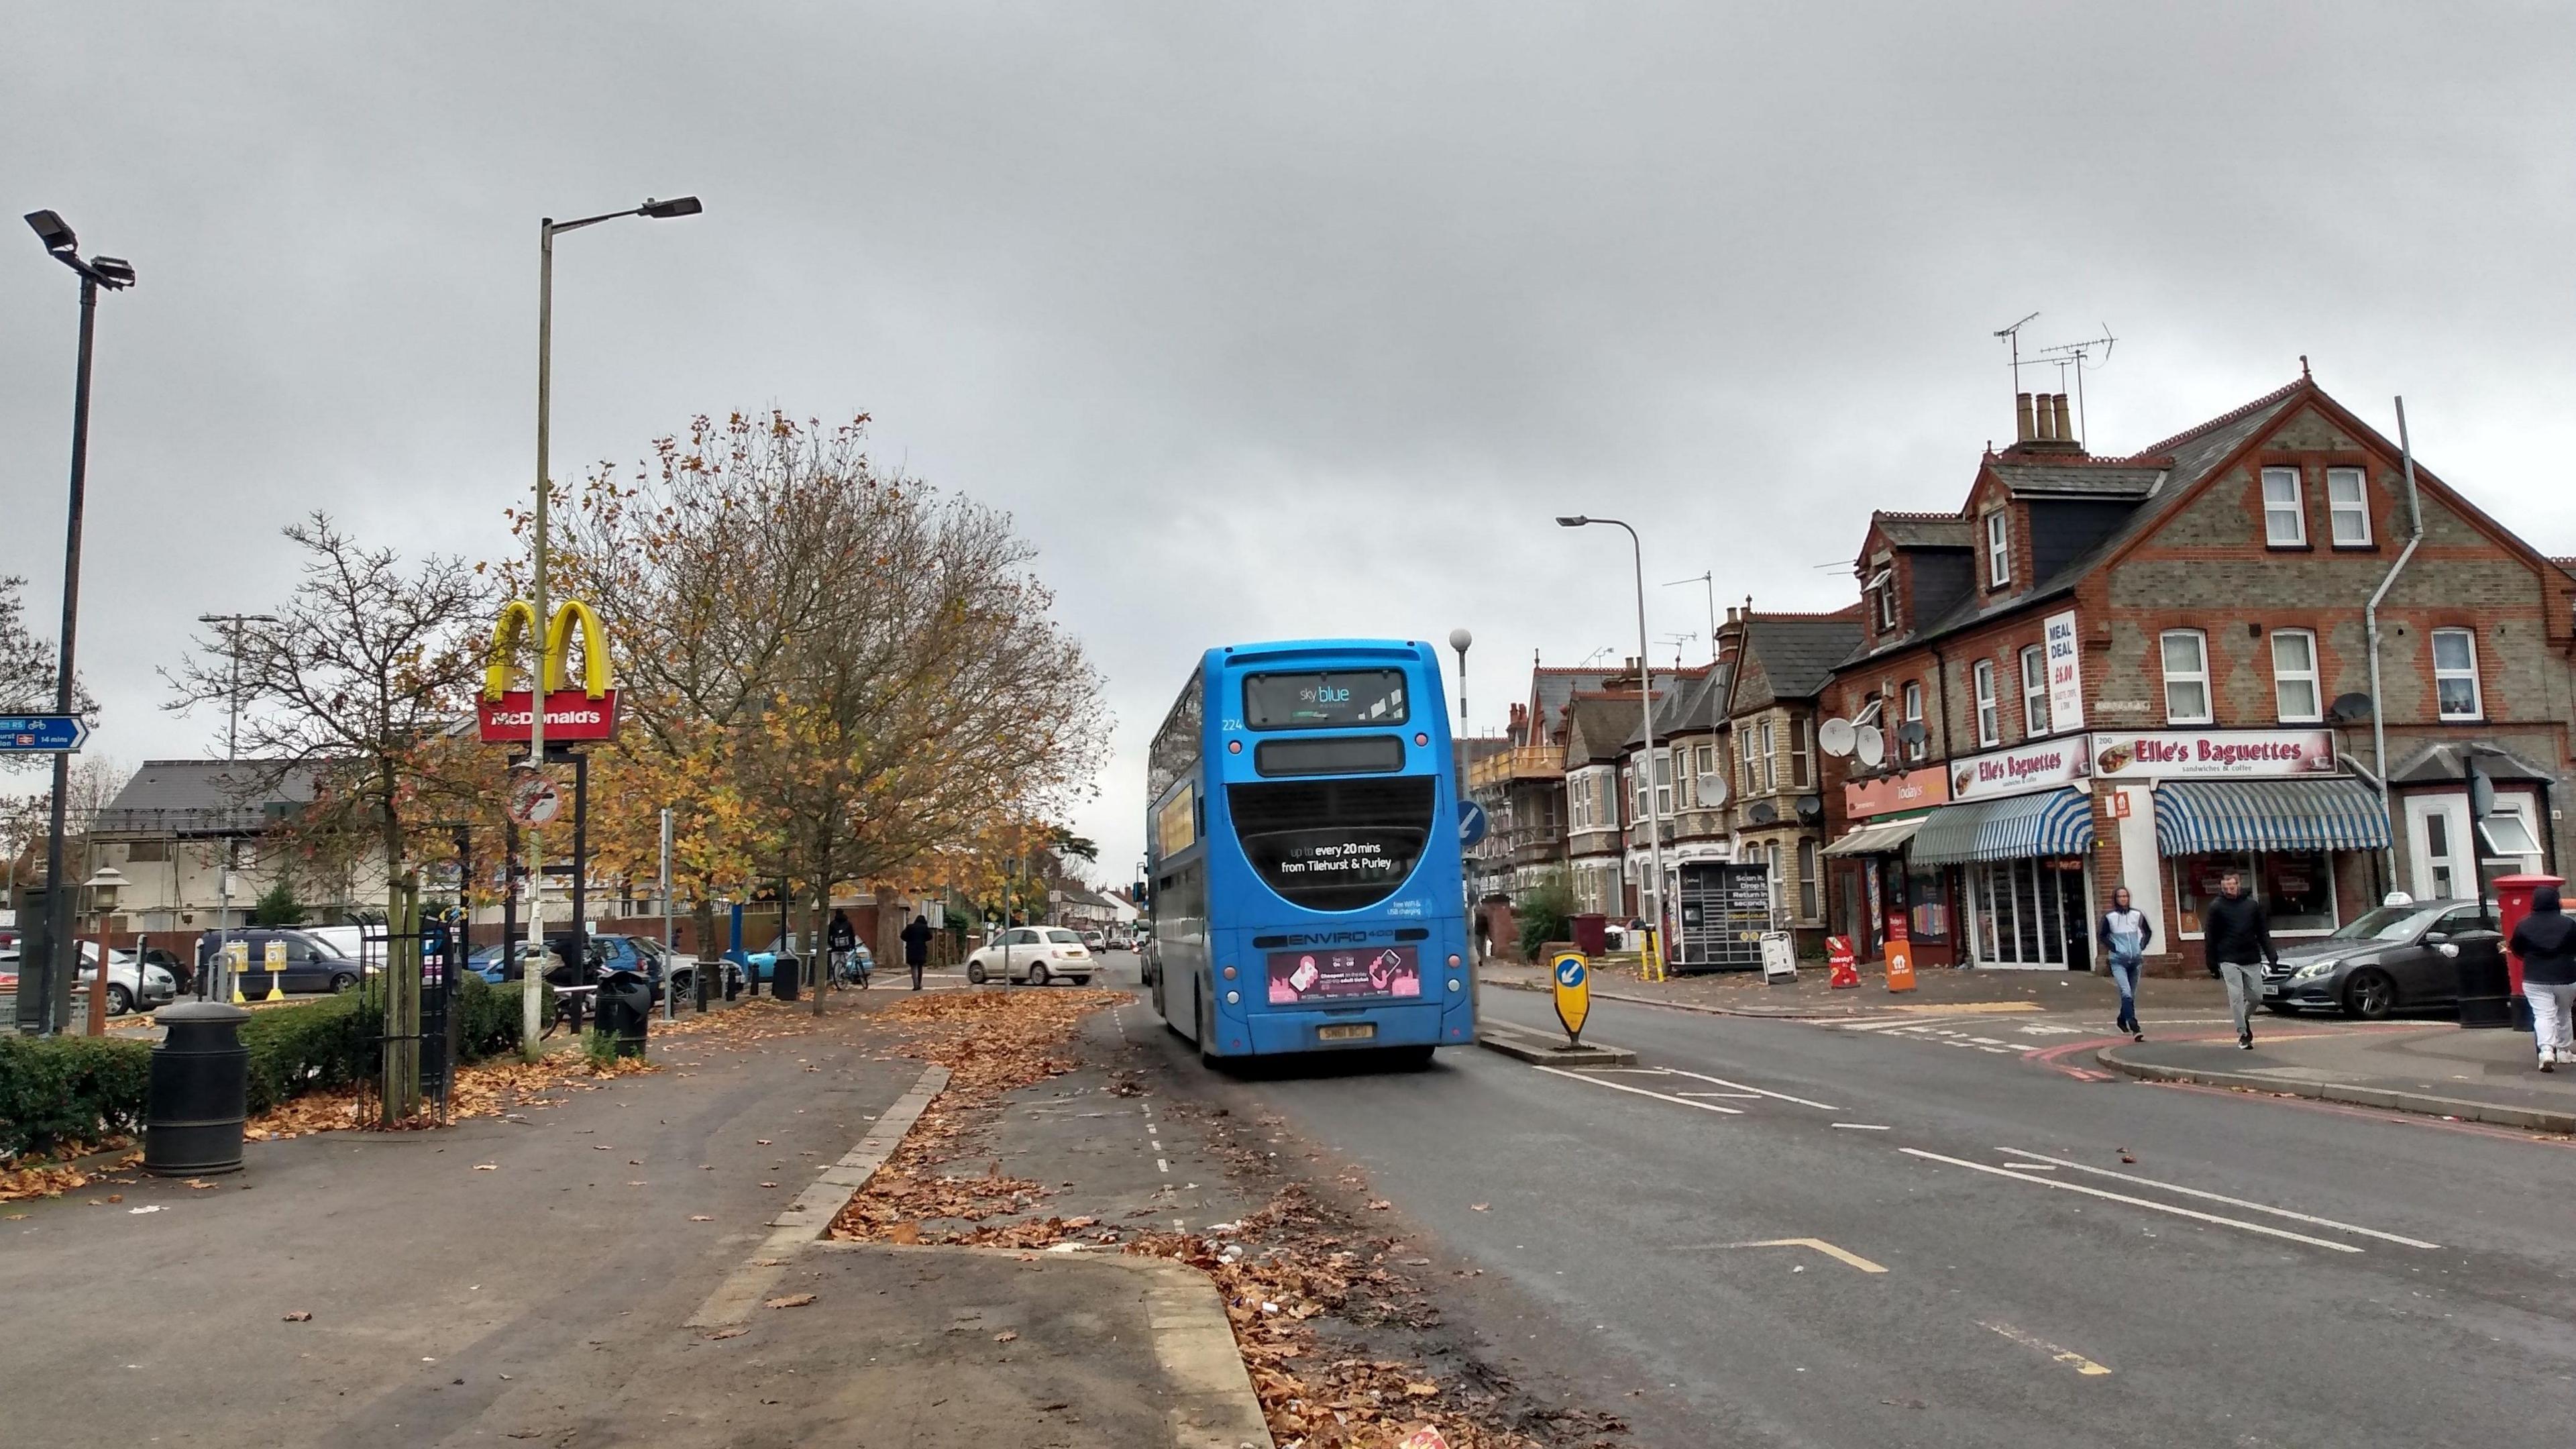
[1843,765,1951,819]
[1884,914,1917,993]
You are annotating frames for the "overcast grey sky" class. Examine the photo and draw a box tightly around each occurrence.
[6,3,2572,880]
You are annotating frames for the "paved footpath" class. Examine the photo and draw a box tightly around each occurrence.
[0,994,1263,1449]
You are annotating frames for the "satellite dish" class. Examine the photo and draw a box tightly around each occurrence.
[1748,801,1779,825]
[1854,725,1886,767]
[1819,718,1857,757]
[1898,720,1929,747]
[1699,775,1729,808]
[1796,794,1823,820]
[2327,692,2373,724]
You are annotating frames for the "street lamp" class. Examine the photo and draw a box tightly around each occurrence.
[22,210,134,1036]
[519,195,701,1051]
[1447,627,1474,947]
[1556,516,1669,975]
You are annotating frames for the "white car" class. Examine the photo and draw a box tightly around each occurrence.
[0,941,178,1016]
[965,928,1094,986]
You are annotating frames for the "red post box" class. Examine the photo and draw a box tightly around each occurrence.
[2491,873,2563,999]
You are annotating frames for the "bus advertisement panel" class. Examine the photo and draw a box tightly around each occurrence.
[1142,639,1473,1064]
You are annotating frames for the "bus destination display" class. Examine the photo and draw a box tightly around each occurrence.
[1267,945,1423,1003]
[1243,669,1408,729]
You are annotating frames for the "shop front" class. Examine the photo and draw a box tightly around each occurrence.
[1824,765,1952,966]
[2090,728,2387,959]
[1909,737,2097,971]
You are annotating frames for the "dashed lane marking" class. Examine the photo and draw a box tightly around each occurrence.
[1532,1065,1746,1114]
[1830,1123,1892,1131]
[1654,1066,1840,1112]
[1898,1148,2361,1253]
[1990,1146,2440,1249]
[1980,1320,2112,1376]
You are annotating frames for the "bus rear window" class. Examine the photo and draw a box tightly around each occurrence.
[1242,670,1408,730]
[1254,735,1404,777]
[1228,777,1434,912]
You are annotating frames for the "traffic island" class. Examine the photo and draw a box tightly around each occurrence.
[1474,1017,1638,1067]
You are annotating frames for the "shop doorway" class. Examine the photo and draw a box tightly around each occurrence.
[1964,857,2091,970]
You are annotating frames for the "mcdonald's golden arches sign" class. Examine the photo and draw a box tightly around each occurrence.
[476,598,621,743]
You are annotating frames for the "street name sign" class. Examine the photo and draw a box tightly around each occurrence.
[0,714,89,752]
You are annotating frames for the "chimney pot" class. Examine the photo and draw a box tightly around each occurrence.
[2053,392,2076,445]
[2015,393,2037,443]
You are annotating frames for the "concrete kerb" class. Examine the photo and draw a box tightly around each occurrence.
[1485,973,1868,1022]
[816,1240,1275,1449]
[1475,1017,1639,1067]
[684,1061,950,1329]
[2095,1045,2576,1134]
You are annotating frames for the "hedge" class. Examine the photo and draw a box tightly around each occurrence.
[2,975,552,1159]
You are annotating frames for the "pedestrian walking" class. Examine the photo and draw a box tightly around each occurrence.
[901,912,934,991]
[2096,887,2153,1041]
[2200,871,2277,1049]
[2507,883,2576,1073]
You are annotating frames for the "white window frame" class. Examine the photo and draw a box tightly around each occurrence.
[1902,681,1926,761]
[1654,749,1673,818]
[1973,660,2000,746]
[2161,629,2212,725]
[2326,467,2370,547]
[1693,743,1717,804]
[2270,628,2322,723]
[2480,801,2543,861]
[1867,567,1896,631]
[2019,643,2049,738]
[1792,716,1813,789]
[2262,466,2306,547]
[1986,510,2011,588]
[2432,628,2483,720]
[1759,719,1777,793]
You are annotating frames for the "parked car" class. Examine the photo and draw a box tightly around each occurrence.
[965,927,1094,985]
[462,940,559,985]
[2262,898,2488,1020]
[1081,929,1107,952]
[196,928,366,996]
[0,940,179,1016]
[733,931,812,990]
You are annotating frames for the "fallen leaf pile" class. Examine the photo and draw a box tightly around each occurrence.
[1,1159,105,1204]
[240,1052,661,1145]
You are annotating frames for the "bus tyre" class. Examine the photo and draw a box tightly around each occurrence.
[966,961,987,985]
[1197,998,1220,1069]
[1391,1044,1436,1070]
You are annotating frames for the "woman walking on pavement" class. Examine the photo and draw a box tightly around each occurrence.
[901,912,934,991]
[2507,883,2576,1072]
[2096,886,2153,1041]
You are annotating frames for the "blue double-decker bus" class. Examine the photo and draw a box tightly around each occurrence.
[1142,639,1474,1065]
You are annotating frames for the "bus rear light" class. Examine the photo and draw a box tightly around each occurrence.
[1228,739,1242,754]
[1225,990,1240,1006]
[1221,964,1236,979]
[1446,954,1460,968]
[1448,978,1462,993]
[1413,732,1429,745]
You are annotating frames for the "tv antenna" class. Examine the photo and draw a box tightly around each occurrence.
[1658,631,1699,669]
[2033,326,2117,445]
[1993,311,2041,397]
[1662,571,1719,659]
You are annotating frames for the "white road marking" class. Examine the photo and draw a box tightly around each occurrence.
[1980,1320,2112,1375]
[1703,1238,1889,1273]
[1838,1018,1932,1032]
[1653,1067,1840,1112]
[1831,1123,1892,1131]
[1156,1158,1170,1174]
[1532,1065,1746,1114]
[1990,1146,2442,1249]
[1675,1090,1763,1099]
[1898,1148,2361,1253]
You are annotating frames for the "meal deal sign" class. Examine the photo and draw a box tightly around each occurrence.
[2043,610,2084,731]
[1950,735,2090,801]
[2090,729,2337,780]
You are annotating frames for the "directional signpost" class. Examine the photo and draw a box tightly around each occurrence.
[1551,950,1591,1047]
[1458,799,1488,849]
[0,715,89,753]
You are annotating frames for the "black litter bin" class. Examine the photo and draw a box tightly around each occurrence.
[594,969,651,1058]
[144,1001,253,1176]
[2449,930,2515,1029]
[771,956,799,1002]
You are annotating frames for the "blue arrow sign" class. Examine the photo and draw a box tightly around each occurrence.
[0,714,88,752]
[1458,800,1489,849]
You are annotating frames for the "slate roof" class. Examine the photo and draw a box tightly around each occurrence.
[1527,668,1615,744]
[1619,665,1725,748]
[2388,741,2560,786]
[1872,513,1973,549]
[1740,615,1865,702]
[92,759,322,837]
[1845,378,2311,667]
[1563,697,1644,767]
[1987,462,2165,498]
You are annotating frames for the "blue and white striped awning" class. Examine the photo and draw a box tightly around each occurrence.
[1909,788,2096,865]
[2153,778,2390,856]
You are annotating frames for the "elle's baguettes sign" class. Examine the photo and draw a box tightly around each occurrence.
[2091,729,2337,780]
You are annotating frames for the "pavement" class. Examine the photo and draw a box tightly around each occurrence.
[1223,981,2576,1448]
[2102,1022,2576,1133]
[1481,952,2243,1020]
[0,988,1269,1449]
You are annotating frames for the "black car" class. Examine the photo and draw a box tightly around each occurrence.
[2262,899,2489,1020]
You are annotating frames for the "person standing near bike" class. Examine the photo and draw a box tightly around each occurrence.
[827,909,862,987]
[902,912,933,991]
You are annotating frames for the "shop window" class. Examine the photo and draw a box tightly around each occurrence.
[2262,467,2306,546]
[1905,867,1949,941]
[1902,682,1926,761]
[2020,644,2049,737]
[2432,629,2482,720]
[2326,468,2371,546]
[2161,630,2212,724]
[2172,851,2339,936]
[1986,510,2012,588]
[2270,629,2321,723]
[1974,660,2000,746]
[1799,839,1820,919]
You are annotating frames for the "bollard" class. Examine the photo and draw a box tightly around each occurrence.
[144,1001,253,1176]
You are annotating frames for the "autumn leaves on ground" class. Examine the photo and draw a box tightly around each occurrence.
[833,987,1578,1449]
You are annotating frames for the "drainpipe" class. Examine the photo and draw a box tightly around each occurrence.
[2365,396,2426,890]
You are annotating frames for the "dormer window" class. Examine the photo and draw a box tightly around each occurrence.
[1866,567,1896,630]
[1985,510,2011,588]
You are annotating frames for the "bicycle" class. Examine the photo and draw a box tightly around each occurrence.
[830,947,871,989]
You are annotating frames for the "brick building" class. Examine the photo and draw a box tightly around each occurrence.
[1820,374,2575,978]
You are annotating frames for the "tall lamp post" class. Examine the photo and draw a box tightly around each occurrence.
[519,195,701,1051]
[22,211,134,1036]
[1556,516,1668,976]
[1447,627,1474,965]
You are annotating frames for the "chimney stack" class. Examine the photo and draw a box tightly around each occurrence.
[2052,392,2076,444]
[2015,392,2037,443]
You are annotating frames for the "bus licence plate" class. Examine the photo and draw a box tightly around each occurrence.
[1317,1023,1376,1042]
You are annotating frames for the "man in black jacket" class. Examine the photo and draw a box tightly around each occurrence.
[2202,871,2277,1049]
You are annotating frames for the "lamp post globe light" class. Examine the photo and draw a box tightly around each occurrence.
[520,196,701,1051]
[1554,515,1668,974]
[21,210,134,1036]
